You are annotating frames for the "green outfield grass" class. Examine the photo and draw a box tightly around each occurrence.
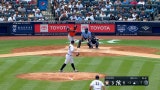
[0,39,160,90]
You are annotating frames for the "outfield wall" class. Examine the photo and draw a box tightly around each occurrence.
[0,21,160,36]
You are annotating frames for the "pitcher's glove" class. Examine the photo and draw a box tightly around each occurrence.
[76,52,80,56]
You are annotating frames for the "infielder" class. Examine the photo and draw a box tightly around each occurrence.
[90,75,105,90]
[59,40,79,72]
[66,25,77,42]
[77,28,91,48]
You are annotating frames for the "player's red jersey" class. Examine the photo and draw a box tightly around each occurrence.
[68,28,76,37]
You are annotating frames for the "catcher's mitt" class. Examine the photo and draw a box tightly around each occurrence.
[76,52,80,56]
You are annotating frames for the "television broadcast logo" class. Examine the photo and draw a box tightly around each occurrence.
[40,24,48,32]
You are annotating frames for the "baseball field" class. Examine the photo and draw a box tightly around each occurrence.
[0,36,160,90]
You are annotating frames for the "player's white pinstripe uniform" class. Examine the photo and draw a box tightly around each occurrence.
[64,43,74,64]
[90,80,105,90]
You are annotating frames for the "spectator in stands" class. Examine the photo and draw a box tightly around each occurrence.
[122,0,129,4]
[110,6,115,11]
[21,13,27,18]
[116,13,123,20]
[38,17,45,21]
[0,4,2,13]
[27,17,32,21]
[76,1,83,10]
[114,0,122,5]
[127,15,134,21]
[2,4,7,12]
[107,12,114,17]
[132,11,138,20]
[101,5,107,12]
[77,13,84,21]
[146,0,152,4]
[54,5,60,15]
[69,13,78,20]
[8,2,12,9]
[135,15,140,21]
[59,10,69,21]
[116,6,121,11]
[130,0,138,5]
[8,15,15,21]
[13,11,21,18]
[54,12,59,21]
[137,0,145,5]
[26,4,32,12]
[29,0,36,4]
[32,6,40,13]
[84,13,95,21]
[146,5,154,20]
[18,5,26,12]
[100,11,106,19]
[28,11,35,18]
[105,1,111,9]
[123,16,128,21]
[92,11,98,18]
[35,10,43,18]
[139,11,148,21]
[0,16,5,21]
[109,14,116,20]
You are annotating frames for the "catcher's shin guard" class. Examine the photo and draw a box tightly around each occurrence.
[96,41,99,48]
[77,40,81,48]
[87,41,93,48]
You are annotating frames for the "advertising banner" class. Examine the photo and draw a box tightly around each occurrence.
[116,22,139,36]
[11,22,34,35]
[88,24,115,33]
[0,22,11,35]
[35,24,115,35]
[35,24,81,33]
[138,22,160,35]
[38,0,48,10]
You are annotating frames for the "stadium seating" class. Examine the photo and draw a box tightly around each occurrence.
[0,0,159,21]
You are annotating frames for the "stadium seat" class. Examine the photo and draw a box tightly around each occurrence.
[103,17,110,21]
[91,1,98,5]
[95,17,102,21]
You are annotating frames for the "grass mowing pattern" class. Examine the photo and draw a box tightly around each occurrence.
[0,56,160,90]
[0,39,160,90]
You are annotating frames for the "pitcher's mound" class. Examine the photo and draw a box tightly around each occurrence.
[16,72,105,82]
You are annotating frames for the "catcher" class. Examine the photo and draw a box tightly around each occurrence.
[59,40,79,72]
[66,25,77,42]
[88,33,99,49]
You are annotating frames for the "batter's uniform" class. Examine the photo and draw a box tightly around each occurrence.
[77,28,91,48]
[90,80,105,90]
[67,25,77,42]
[59,41,78,72]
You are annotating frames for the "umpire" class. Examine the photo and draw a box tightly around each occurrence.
[77,28,91,48]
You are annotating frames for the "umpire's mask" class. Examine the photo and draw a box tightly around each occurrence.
[85,28,88,33]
